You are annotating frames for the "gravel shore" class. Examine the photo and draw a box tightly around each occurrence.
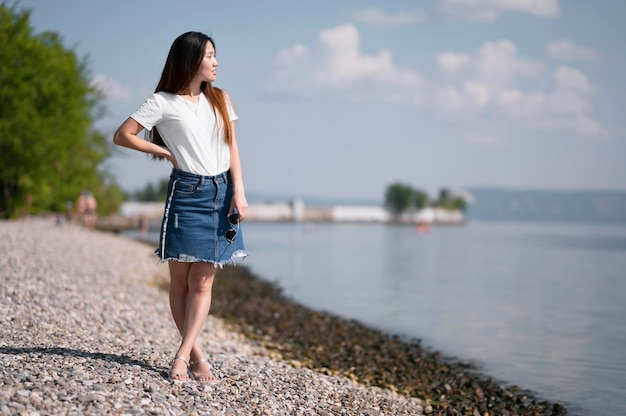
[0,218,427,415]
[1,218,569,416]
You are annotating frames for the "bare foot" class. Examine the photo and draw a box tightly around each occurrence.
[169,356,190,383]
[190,358,217,383]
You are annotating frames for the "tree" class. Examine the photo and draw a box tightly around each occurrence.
[452,196,467,212]
[385,183,414,215]
[438,188,451,206]
[385,183,429,216]
[0,3,119,218]
[434,187,467,212]
[413,189,429,210]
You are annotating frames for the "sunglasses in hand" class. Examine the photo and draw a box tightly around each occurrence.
[225,213,240,243]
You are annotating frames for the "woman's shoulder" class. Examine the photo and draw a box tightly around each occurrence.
[153,91,178,102]
[141,92,179,110]
[133,92,178,116]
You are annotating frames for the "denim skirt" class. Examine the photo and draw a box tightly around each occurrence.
[155,169,247,266]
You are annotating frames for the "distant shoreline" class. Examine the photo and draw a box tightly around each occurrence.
[96,200,465,233]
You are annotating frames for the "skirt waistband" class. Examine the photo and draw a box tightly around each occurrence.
[170,169,230,183]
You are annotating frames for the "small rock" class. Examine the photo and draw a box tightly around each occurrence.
[16,390,30,398]
[77,393,104,403]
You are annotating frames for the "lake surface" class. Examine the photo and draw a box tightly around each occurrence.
[135,220,626,416]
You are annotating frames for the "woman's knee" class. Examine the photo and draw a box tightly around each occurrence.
[188,263,217,293]
[189,274,215,293]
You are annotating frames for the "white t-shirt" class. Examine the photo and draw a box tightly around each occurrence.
[131,91,238,176]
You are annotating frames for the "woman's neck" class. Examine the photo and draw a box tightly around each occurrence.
[180,90,201,97]
[179,83,202,97]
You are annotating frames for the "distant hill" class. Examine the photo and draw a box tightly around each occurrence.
[247,188,626,223]
[466,188,626,223]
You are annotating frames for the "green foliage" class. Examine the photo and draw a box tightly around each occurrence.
[385,183,413,214]
[385,184,467,216]
[0,3,121,218]
[94,172,127,215]
[414,190,429,210]
[385,182,429,215]
[434,187,467,212]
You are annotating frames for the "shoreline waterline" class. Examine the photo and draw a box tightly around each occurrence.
[127,221,571,414]
[232,220,625,416]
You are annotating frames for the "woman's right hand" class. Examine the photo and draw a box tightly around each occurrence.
[163,148,179,170]
[154,145,178,169]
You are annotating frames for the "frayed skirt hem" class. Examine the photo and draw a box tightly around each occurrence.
[154,249,248,269]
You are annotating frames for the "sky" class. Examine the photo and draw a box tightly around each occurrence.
[16,0,626,203]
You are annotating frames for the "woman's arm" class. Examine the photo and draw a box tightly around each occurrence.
[113,118,178,168]
[228,123,248,220]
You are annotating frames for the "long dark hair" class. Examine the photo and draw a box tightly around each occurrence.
[149,31,234,157]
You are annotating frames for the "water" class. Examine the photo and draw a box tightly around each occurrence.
[134,220,626,415]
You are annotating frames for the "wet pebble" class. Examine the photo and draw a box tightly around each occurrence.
[209,248,569,416]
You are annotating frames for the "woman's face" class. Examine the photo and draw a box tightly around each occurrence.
[197,41,218,83]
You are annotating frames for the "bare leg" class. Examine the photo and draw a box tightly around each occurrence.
[168,261,217,382]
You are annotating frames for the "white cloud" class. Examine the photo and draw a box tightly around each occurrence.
[353,8,427,27]
[269,24,424,105]
[554,65,592,94]
[437,82,490,111]
[91,74,134,104]
[435,40,609,138]
[546,40,597,61]
[472,40,543,85]
[496,88,524,106]
[465,81,490,107]
[437,86,465,110]
[437,40,542,93]
[437,52,471,72]
[442,0,560,22]
[268,23,609,139]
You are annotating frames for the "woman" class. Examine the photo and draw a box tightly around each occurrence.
[113,31,248,383]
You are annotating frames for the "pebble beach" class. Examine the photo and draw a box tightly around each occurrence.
[0,218,428,415]
[0,218,567,415]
